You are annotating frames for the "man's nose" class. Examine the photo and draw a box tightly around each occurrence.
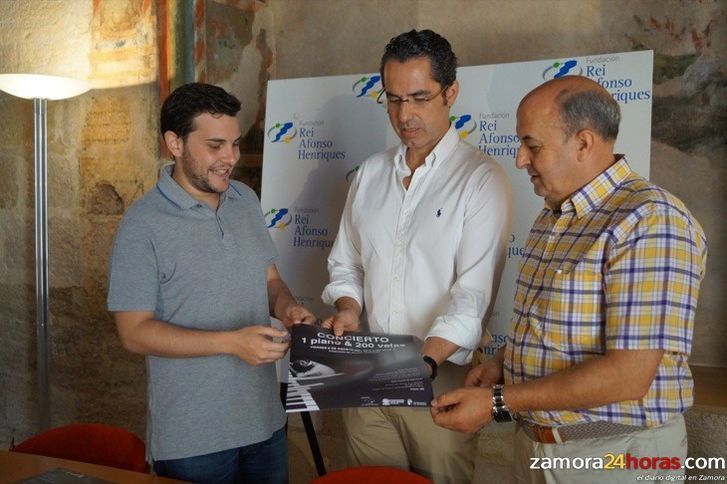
[222,144,238,164]
[397,101,414,122]
[514,145,529,169]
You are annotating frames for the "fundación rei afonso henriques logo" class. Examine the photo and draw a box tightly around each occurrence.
[265,208,292,230]
[542,59,583,80]
[352,75,384,103]
[450,114,476,140]
[267,121,297,144]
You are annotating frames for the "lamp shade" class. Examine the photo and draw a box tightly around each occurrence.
[0,73,91,100]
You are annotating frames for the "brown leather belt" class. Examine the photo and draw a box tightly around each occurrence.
[518,419,645,444]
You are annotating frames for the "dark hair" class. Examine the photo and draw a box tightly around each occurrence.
[380,29,457,88]
[556,88,621,141]
[160,83,241,139]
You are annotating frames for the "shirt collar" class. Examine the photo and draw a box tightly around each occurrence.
[565,155,631,218]
[393,124,459,173]
[156,164,241,210]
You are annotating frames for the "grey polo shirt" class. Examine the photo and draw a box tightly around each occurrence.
[108,165,285,460]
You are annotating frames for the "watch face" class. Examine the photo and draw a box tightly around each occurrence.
[494,410,513,423]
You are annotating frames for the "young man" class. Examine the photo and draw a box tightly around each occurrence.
[108,83,315,483]
[432,76,708,483]
[321,30,513,483]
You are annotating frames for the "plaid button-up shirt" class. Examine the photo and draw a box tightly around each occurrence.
[504,157,707,428]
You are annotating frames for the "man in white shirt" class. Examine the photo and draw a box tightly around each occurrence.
[321,29,513,483]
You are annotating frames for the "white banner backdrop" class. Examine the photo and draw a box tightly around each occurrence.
[261,51,653,361]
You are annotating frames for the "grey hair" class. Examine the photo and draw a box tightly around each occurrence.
[556,89,621,141]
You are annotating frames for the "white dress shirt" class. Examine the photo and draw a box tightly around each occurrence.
[322,125,513,364]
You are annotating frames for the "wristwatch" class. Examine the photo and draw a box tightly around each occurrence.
[422,354,437,381]
[491,384,513,423]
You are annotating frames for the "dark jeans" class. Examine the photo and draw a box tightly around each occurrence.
[153,427,288,484]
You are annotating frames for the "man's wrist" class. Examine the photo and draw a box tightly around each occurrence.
[491,384,513,423]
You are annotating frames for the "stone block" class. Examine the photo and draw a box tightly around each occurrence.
[0,149,21,209]
[86,181,125,215]
[0,283,34,325]
[1,215,33,285]
[685,406,727,478]
[49,216,83,288]
[0,314,34,373]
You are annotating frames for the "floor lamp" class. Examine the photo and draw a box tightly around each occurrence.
[0,74,91,430]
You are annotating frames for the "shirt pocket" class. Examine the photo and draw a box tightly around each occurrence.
[538,261,605,356]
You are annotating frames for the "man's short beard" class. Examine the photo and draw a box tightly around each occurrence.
[181,148,222,194]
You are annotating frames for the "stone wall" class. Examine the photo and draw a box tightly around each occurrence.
[0,0,159,445]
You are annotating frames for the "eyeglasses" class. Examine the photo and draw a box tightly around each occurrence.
[376,85,449,108]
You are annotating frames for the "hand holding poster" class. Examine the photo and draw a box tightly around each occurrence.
[285,325,434,413]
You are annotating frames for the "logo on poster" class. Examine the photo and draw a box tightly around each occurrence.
[451,114,476,139]
[542,60,583,80]
[265,208,292,230]
[267,122,298,143]
[352,75,384,103]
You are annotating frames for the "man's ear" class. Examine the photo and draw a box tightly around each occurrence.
[444,80,459,107]
[163,131,184,158]
[574,128,596,162]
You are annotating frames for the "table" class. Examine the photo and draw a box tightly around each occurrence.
[0,451,184,483]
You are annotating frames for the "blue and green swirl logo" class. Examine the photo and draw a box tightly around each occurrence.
[451,114,476,140]
[352,75,384,102]
[542,60,583,80]
[265,208,292,230]
[267,122,297,143]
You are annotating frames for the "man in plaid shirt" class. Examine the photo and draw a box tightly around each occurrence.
[431,75,707,482]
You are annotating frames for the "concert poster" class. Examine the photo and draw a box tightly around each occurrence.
[284,324,434,412]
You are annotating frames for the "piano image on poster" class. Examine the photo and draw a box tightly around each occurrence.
[285,324,434,412]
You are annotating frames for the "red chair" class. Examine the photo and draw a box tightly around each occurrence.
[311,466,433,483]
[10,423,148,472]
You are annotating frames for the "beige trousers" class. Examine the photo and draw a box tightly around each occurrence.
[513,414,687,484]
[342,362,476,484]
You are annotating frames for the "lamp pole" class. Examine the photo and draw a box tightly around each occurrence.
[0,74,90,431]
[34,97,50,430]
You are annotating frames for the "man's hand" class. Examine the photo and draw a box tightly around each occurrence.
[466,347,505,387]
[321,296,361,336]
[267,264,317,328]
[278,301,317,328]
[465,359,503,388]
[227,325,291,365]
[431,387,493,433]
[321,308,360,336]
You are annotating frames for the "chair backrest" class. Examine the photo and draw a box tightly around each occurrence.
[10,423,148,473]
[311,466,432,483]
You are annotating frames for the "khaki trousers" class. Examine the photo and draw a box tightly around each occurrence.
[513,414,687,484]
[342,362,476,484]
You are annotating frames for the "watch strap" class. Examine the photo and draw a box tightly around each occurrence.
[422,354,437,381]
[491,384,513,423]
